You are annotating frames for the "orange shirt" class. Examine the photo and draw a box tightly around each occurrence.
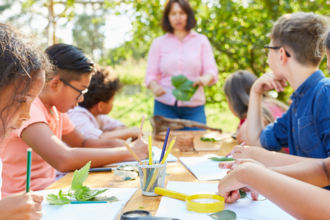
[0,97,75,197]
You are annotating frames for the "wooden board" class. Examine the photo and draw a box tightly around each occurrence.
[46,131,238,219]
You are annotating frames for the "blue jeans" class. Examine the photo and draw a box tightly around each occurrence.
[153,100,206,131]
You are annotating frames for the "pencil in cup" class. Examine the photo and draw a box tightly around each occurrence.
[138,162,167,196]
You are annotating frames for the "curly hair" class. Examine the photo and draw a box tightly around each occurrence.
[79,65,121,109]
[45,43,95,82]
[0,23,53,139]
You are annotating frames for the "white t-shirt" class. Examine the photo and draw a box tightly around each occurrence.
[68,106,124,139]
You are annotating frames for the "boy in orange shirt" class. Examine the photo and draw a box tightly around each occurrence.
[0,44,148,197]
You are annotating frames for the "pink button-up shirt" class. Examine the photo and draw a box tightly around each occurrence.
[145,31,218,107]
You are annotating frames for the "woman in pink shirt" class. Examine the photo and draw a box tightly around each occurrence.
[145,0,218,130]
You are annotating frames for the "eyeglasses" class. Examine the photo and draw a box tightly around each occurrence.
[59,78,88,101]
[264,45,291,58]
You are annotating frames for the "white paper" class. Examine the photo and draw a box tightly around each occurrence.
[36,188,137,220]
[108,146,177,166]
[179,156,229,181]
[155,181,296,220]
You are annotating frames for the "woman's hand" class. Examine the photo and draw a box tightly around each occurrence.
[149,81,166,97]
[0,192,43,220]
[193,74,214,87]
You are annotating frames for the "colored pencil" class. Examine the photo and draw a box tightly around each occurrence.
[148,136,153,165]
[226,142,245,157]
[26,148,32,192]
[138,115,145,139]
[159,128,170,163]
[123,141,142,164]
[161,136,176,164]
[71,201,107,204]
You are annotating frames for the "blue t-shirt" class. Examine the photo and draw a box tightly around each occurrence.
[260,70,330,158]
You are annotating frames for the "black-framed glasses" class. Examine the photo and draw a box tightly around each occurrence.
[59,78,88,100]
[264,45,291,58]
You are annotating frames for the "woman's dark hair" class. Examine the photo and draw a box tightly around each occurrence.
[45,43,95,82]
[161,0,196,33]
[79,65,121,110]
[224,70,288,122]
[0,23,53,139]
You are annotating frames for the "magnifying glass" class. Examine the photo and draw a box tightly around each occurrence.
[155,187,225,213]
[120,210,179,220]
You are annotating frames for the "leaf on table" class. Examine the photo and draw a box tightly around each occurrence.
[208,157,235,161]
[209,210,237,220]
[200,137,218,142]
[46,194,71,205]
[74,186,108,201]
[89,196,119,203]
[239,189,247,199]
[171,75,198,101]
[71,161,91,190]
[114,170,139,181]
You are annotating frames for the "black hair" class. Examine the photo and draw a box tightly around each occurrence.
[79,65,121,110]
[0,23,53,139]
[45,43,95,82]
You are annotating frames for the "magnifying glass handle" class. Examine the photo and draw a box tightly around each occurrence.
[154,187,188,201]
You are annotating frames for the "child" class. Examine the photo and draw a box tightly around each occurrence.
[0,23,53,219]
[234,12,330,167]
[224,70,288,144]
[68,65,140,140]
[0,43,148,197]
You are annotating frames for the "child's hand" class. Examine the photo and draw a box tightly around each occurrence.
[150,82,166,97]
[0,192,43,220]
[131,138,149,160]
[231,145,265,160]
[251,72,287,94]
[219,158,265,170]
[193,74,214,87]
[217,164,260,203]
[129,127,140,139]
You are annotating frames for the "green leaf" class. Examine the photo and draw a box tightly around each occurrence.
[74,186,108,201]
[209,210,237,220]
[209,157,235,161]
[171,75,198,101]
[90,196,120,203]
[71,161,91,191]
[200,137,218,142]
[46,194,71,205]
[239,189,247,199]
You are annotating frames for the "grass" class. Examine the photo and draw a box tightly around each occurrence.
[109,59,239,133]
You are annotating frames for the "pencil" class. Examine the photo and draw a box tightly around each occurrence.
[138,115,145,139]
[123,141,142,164]
[71,201,107,204]
[26,148,32,192]
[148,136,153,165]
[159,128,170,163]
[226,142,245,157]
[161,136,176,164]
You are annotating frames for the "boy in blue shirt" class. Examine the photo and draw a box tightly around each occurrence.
[233,12,330,167]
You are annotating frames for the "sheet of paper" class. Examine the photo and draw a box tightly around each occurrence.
[37,188,137,220]
[179,156,229,181]
[108,146,177,166]
[155,181,296,220]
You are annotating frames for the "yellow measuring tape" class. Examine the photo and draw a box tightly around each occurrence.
[155,187,225,213]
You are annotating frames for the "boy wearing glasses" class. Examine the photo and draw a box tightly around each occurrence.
[231,13,330,169]
[0,44,148,197]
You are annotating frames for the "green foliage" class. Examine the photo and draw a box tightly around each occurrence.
[46,161,116,205]
[209,157,234,161]
[172,75,199,101]
[239,189,247,199]
[209,210,237,220]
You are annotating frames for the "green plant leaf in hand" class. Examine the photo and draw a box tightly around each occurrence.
[209,210,237,220]
[239,189,247,199]
[209,157,235,161]
[171,75,198,101]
